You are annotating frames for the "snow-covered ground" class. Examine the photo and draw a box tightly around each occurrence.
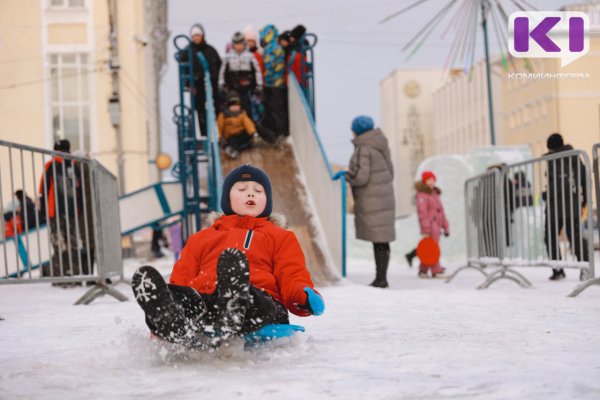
[2,253,600,399]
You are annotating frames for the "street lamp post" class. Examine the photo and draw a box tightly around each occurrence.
[481,0,496,146]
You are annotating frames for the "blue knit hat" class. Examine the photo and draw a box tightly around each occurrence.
[221,164,272,217]
[351,116,374,135]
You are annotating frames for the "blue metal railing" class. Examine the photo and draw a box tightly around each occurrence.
[173,34,202,239]
[197,52,223,211]
[172,35,223,239]
[288,33,318,119]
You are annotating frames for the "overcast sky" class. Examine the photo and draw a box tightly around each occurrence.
[159,0,579,166]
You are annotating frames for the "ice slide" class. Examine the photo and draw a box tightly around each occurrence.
[220,78,343,285]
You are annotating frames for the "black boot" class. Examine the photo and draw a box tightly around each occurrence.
[213,248,251,344]
[405,249,417,268]
[549,268,566,281]
[370,244,390,288]
[131,266,187,342]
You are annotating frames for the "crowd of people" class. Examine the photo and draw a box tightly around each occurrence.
[182,23,310,159]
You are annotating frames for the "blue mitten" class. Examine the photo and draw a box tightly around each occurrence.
[304,288,325,316]
[332,171,347,180]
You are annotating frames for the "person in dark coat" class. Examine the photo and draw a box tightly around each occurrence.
[543,133,589,280]
[38,139,83,279]
[344,116,396,288]
[3,190,39,238]
[180,23,222,136]
[513,171,534,209]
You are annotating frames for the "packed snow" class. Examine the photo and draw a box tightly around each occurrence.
[1,247,600,399]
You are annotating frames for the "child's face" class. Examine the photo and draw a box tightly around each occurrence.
[233,42,245,53]
[426,178,436,189]
[228,104,241,112]
[230,181,267,217]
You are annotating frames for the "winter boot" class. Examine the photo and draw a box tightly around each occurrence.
[549,268,566,281]
[418,271,429,279]
[213,248,251,344]
[224,146,240,159]
[370,246,390,288]
[432,268,447,279]
[131,266,187,342]
[405,249,417,268]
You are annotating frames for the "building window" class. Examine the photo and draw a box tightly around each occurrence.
[49,53,91,151]
[50,0,85,8]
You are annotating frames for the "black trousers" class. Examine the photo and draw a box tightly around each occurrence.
[544,204,589,264]
[145,284,289,341]
[151,228,164,253]
[263,87,288,137]
[194,90,207,137]
[372,242,390,282]
[222,132,253,152]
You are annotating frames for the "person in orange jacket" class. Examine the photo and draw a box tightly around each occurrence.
[131,164,325,349]
[217,91,257,159]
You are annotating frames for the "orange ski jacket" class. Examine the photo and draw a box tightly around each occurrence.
[170,213,317,316]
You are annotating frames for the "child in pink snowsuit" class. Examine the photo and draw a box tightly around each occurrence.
[416,171,449,277]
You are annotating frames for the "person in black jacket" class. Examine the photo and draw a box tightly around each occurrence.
[180,24,222,136]
[513,171,534,209]
[543,133,589,280]
[39,139,83,279]
[3,190,40,237]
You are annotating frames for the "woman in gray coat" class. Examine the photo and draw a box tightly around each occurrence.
[345,116,396,288]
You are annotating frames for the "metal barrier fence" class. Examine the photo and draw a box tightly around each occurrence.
[569,143,600,296]
[0,140,126,304]
[447,149,595,297]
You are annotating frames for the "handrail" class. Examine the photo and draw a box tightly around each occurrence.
[288,74,347,277]
[171,35,224,237]
[289,33,317,118]
[196,52,223,211]
[173,34,202,237]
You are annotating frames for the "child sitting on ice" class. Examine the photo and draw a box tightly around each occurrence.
[217,91,257,159]
[131,164,324,349]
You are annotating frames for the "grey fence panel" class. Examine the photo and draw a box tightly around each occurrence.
[0,140,126,304]
[446,169,504,282]
[569,144,600,297]
[92,161,122,279]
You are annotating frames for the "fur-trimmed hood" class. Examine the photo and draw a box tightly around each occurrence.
[415,181,441,195]
[206,211,288,229]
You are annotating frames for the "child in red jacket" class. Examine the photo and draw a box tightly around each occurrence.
[131,164,324,349]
